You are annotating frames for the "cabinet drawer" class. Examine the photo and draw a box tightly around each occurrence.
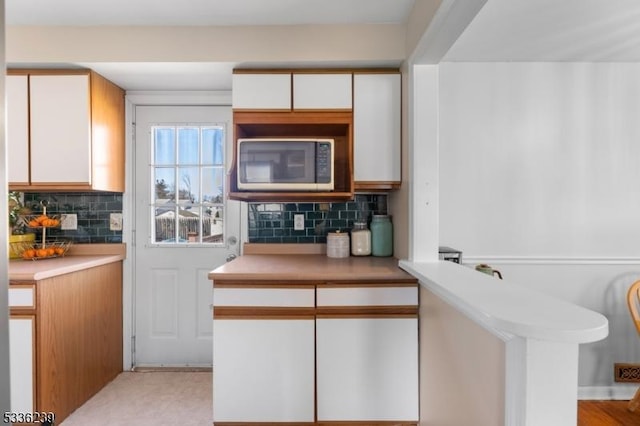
[9,286,35,309]
[317,285,418,307]
[214,287,315,308]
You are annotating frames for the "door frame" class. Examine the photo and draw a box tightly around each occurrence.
[122,91,248,369]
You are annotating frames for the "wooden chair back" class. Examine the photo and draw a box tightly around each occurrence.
[627,280,640,337]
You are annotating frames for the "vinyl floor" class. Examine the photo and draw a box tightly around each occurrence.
[59,371,212,426]
[59,373,640,426]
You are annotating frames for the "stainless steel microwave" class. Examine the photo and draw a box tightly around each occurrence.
[237,138,334,191]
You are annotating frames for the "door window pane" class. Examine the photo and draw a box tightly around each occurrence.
[178,127,199,165]
[150,125,225,245]
[154,128,175,165]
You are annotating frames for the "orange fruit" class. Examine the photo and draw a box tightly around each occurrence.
[36,249,48,258]
[22,249,35,259]
[54,247,65,255]
[47,248,55,256]
[28,220,40,228]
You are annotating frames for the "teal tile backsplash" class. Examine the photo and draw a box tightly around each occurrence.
[19,192,387,245]
[248,194,388,244]
[23,192,123,244]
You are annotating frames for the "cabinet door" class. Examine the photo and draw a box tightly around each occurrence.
[213,319,315,422]
[6,75,30,184]
[29,74,92,185]
[293,73,352,109]
[9,316,35,414]
[316,317,419,421]
[232,73,292,109]
[353,73,401,184]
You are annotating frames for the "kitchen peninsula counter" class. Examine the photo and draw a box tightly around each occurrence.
[209,248,419,425]
[208,253,415,282]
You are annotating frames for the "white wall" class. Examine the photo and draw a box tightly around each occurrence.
[438,62,640,395]
[419,286,505,425]
[6,24,404,65]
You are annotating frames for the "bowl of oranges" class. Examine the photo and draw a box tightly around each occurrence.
[22,214,61,229]
[19,240,72,260]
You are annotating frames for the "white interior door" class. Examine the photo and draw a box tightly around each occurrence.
[133,105,240,367]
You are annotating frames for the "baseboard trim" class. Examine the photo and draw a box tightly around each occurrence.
[579,385,639,400]
[131,366,212,373]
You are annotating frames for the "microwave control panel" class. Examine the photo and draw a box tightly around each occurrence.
[316,142,332,183]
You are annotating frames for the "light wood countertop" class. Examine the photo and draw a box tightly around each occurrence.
[9,243,126,281]
[209,254,416,282]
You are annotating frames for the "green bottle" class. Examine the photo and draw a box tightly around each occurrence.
[370,215,393,257]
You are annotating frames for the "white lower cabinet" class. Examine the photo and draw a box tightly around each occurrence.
[211,280,419,424]
[213,318,315,422]
[9,316,35,414]
[316,317,419,422]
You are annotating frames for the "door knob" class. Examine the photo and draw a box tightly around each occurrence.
[226,254,237,262]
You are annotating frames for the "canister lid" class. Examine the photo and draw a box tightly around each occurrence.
[328,230,349,238]
[372,214,390,220]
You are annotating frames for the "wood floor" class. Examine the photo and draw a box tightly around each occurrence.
[578,400,640,425]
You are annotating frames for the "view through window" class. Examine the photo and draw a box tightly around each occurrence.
[151,125,225,244]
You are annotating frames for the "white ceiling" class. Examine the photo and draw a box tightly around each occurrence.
[444,0,640,62]
[6,0,640,91]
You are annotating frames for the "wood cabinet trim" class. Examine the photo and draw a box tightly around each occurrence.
[317,422,416,426]
[214,281,319,289]
[214,307,316,318]
[213,422,415,426]
[354,181,401,190]
[214,422,316,426]
[321,281,417,288]
[8,68,91,76]
[316,307,418,317]
[233,68,400,75]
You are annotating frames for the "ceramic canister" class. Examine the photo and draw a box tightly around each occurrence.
[327,231,350,258]
[370,215,393,257]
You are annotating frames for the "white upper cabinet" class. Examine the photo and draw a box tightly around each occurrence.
[353,73,401,186]
[29,74,92,185]
[8,70,125,192]
[232,72,353,110]
[293,73,352,110]
[232,73,292,109]
[6,75,30,184]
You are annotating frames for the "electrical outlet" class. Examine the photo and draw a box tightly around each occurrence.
[294,214,305,231]
[60,214,77,230]
[110,213,123,231]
